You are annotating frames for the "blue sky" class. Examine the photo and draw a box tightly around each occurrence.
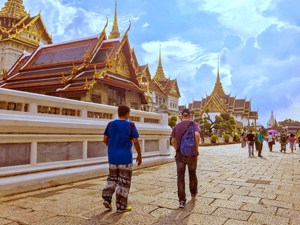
[3,0,300,125]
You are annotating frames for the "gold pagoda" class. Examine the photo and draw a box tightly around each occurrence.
[183,62,258,126]
[137,45,181,113]
[0,0,52,78]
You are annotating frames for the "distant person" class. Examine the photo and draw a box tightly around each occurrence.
[241,132,246,148]
[298,136,300,161]
[280,131,287,153]
[171,108,200,208]
[254,132,259,151]
[102,105,142,213]
[246,130,255,157]
[288,134,296,153]
[267,132,274,152]
[257,129,264,157]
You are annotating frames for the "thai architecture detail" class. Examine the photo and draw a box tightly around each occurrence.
[184,63,258,126]
[137,45,181,113]
[267,111,276,128]
[109,0,120,39]
[0,0,52,77]
[0,4,148,110]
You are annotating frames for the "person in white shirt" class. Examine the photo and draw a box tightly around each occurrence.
[267,132,274,152]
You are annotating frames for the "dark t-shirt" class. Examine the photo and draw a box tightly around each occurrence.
[104,120,139,165]
[171,120,200,150]
[246,133,255,142]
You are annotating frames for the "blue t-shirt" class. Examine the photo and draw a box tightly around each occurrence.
[104,120,139,165]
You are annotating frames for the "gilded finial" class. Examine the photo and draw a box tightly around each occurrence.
[2,69,8,80]
[153,43,167,82]
[109,0,120,39]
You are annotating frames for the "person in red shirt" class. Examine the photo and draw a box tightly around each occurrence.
[288,134,296,153]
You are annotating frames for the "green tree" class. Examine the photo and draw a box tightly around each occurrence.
[168,115,177,128]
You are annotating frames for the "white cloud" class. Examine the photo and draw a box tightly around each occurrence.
[188,0,284,38]
[276,94,300,122]
[141,38,205,80]
[142,22,150,28]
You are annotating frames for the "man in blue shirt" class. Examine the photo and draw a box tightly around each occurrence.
[257,129,264,157]
[102,105,142,213]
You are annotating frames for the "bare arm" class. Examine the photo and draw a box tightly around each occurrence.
[103,135,109,146]
[195,131,200,156]
[133,138,142,166]
[171,137,177,150]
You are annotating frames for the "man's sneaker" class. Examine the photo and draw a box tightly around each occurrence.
[103,201,112,211]
[117,206,132,213]
[179,201,185,208]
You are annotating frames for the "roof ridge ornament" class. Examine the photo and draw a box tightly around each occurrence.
[109,0,120,39]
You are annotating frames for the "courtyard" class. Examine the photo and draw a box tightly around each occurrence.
[0,143,300,225]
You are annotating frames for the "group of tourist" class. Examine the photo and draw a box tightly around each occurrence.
[101,106,200,212]
[242,130,300,158]
[100,105,299,213]
[241,130,264,157]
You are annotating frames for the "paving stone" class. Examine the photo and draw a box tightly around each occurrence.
[276,208,300,219]
[202,192,232,200]
[150,198,179,210]
[240,203,277,215]
[4,210,57,224]
[212,208,252,221]
[31,216,85,225]
[224,219,260,225]
[0,218,13,225]
[248,213,289,225]
[183,214,228,225]
[229,195,260,204]
[261,199,293,209]
[210,199,243,210]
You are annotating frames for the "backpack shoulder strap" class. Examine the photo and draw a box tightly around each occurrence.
[130,122,135,140]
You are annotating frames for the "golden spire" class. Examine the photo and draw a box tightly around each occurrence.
[153,44,167,82]
[211,57,226,96]
[109,0,120,39]
[0,0,27,20]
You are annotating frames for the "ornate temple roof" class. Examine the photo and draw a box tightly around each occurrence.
[181,61,258,120]
[0,0,26,20]
[153,45,167,82]
[0,21,146,101]
[0,0,52,46]
[109,0,120,39]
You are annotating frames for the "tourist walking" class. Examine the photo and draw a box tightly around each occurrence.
[241,132,246,148]
[267,132,274,152]
[102,105,142,213]
[171,108,200,208]
[257,129,264,157]
[246,130,255,157]
[280,131,287,153]
[288,134,296,153]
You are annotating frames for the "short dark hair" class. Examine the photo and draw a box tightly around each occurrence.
[118,105,130,117]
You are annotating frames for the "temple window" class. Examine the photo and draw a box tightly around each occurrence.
[108,87,125,106]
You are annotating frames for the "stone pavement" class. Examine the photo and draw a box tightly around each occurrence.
[0,143,300,225]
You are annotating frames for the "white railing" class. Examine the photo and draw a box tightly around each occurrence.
[0,88,171,176]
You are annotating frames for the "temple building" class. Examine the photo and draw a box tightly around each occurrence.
[0,2,148,110]
[267,111,276,128]
[184,64,258,126]
[137,46,181,113]
[0,0,52,78]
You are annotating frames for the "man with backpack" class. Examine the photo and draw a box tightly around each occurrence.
[280,131,287,153]
[246,130,255,157]
[102,105,142,213]
[171,108,200,208]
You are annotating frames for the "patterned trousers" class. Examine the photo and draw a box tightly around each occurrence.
[102,164,133,210]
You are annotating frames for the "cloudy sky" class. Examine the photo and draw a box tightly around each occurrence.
[3,0,299,125]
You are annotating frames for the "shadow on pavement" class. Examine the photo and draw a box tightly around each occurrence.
[152,200,196,225]
[81,210,124,225]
